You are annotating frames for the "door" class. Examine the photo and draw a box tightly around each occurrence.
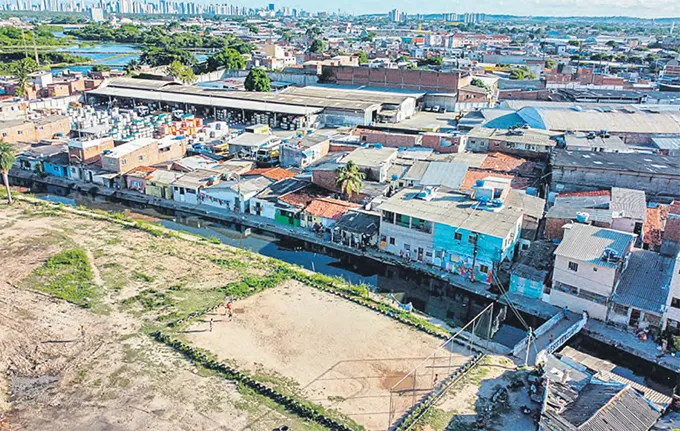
[418,247,424,261]
[629,309,641,327]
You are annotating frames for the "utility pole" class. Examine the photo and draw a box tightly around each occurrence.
[20,27,28,59]
[32,30,40,66]
[524,327,533,368]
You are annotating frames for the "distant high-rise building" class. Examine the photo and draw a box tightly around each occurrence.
[89,6,104,21]
[268,3,274,11]
[388,8,401,23]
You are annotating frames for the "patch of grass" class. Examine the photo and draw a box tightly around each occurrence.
[122,288,173,311]
[133,271,155,283]
[24,249,96,307]
[414,407,454,431]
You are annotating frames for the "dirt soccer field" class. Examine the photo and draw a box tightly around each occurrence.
[186,282,474,431]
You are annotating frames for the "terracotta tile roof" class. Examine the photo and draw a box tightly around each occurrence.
[479,152,536,175]
[671,200,680,216]
[460,170,531,191]
[304,197,360,220]
[557,190,611,198]
[279,184,329,208]
[243,167,296,181]
[126,166,157,177]
[643,205,669,248]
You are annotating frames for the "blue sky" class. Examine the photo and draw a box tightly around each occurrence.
[253,0,680,19]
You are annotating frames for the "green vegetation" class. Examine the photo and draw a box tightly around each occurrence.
[509,66,536,80]
[203,47,246,72]
[0,58,38,96]
[0,25,70,47]
[122,288,172,311]
[0,142,15,204]
[140,46,197,67]
[336,160,365,199]
[167,60,196,84]
[471,78,489,90]
[310,38,325,53]
[25,249,95,307]
[152,331,362,431]
[244,68,271,92]
[356,51,368,64]
[545,58,557,70]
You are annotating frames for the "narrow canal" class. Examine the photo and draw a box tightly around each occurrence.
[29,185,679,395]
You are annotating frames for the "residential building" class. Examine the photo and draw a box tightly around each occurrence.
[125,166,156,192]
[377,185,523,284]
[280,134,330,168]
[67,136,115,165]
[248,177,307,220]
[331,210,380,249]
[464,127,559,158]
[101,136,186,173]
[550,223,636,321]
[145,168,183,200]
[300,197,360,230]
[0,115,70,144]
[509,241,556,299]
[171,169,222,205]
[199,176,274,213]
[227,132,279,157]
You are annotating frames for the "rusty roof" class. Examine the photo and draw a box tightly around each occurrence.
[243,167,297,181]
[304,197,360,220]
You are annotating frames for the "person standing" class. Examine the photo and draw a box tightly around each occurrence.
[209,318,214,332]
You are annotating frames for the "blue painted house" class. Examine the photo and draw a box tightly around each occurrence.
[378,180,527,284]
[43,152,71,178]
[509,241,557,299]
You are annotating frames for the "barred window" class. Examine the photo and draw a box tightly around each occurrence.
[578,288,607,304]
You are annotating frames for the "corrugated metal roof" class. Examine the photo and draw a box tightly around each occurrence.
[553,150,680,176]
[611,187,647,221]
[555,224,636,268]
[419,161,468,189]
[611,249,672,314]
[651,136,680,151]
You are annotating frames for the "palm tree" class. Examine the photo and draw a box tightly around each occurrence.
[0,142,16,204]
[124,59,140,75]
[335,160,365,200]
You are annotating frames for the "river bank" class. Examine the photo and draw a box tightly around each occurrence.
[9,168,680,385]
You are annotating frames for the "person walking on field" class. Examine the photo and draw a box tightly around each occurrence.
[209,318,214,332]
[80,325,86,340]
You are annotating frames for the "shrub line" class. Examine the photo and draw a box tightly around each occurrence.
[151,330,360,431]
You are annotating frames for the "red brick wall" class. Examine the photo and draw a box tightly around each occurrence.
[544,218,568,240]
[359,130,420,147]
[329,143,359,153]
[324,66,462,93]
[421,133,460,153]
[312,169,340,193]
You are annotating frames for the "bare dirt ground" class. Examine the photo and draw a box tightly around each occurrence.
[0,201,328,431]
[185,282,475,431]
[412,355,538,431]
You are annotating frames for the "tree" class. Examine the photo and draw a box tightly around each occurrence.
[124,59,140,75]
[567,40,580,46]
[205,47,246,72]
[357,51,368,64]
[605,40,618,48]
[426,56,443,66]
[140,47,197,67]
[0,142,16,204]
[335,160,365,199]
[91,64,111,72]
[509,66,536,80]
[244,68,270,92]
[545,58,557,70]
[471,78,488,89]
[167,60,195,84]
[10,58,37,98]
[310,38,325,54]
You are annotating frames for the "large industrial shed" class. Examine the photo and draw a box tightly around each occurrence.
[85,78,416,127]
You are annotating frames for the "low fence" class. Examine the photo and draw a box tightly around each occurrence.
[512,310,565,357]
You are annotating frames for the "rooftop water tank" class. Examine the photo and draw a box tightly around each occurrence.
[475,179,485,188]
[576,212,590,223]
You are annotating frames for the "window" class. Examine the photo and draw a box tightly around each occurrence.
[568,261,579,272]
[382,211,395,224]
[138,155,144,161]
[578,288,607,304]
[479,264,489,273]
[17,130,22,135]
[121,159,127,166]
[395,213,411,228]
[1,132,6,137]
[435,250,442,259]
[672,297,680,309]
[389,237,395,245]
[468,233,478,244]
[404,244,410,251]
[454,232,463,241]
[612,304,628,316]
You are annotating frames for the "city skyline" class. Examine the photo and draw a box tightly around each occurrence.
[4,0,680,19]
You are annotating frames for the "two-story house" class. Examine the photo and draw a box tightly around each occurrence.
[550,223,636,321]
[377,184,524,284]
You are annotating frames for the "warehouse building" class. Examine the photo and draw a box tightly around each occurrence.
[551,150,680,202]
[85,78,417,128]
